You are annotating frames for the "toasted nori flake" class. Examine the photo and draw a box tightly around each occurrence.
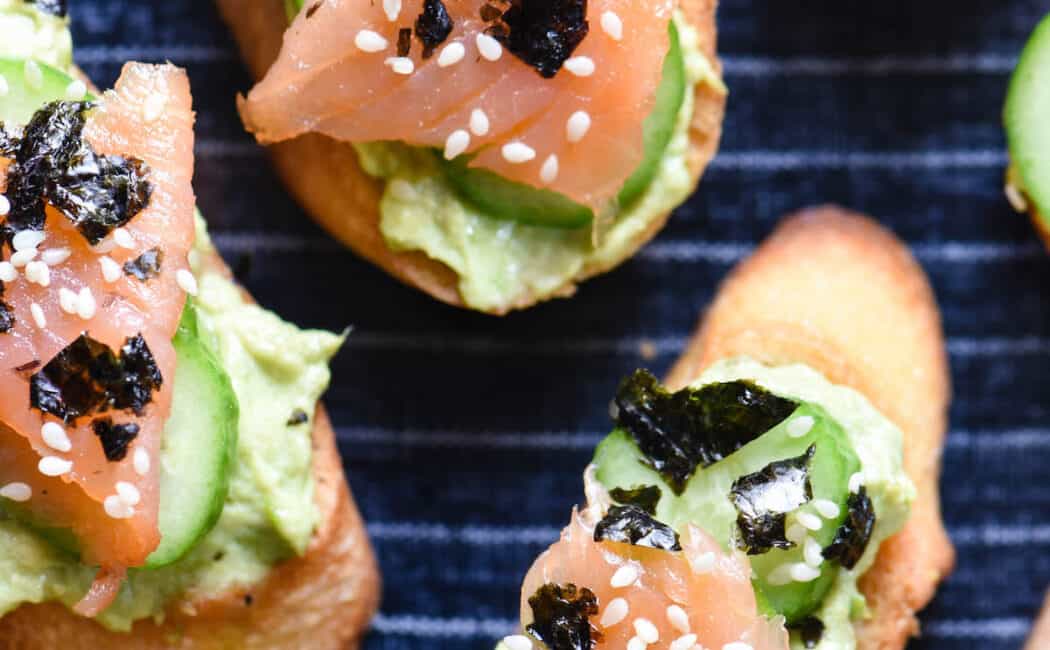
[489,0,589,77]
[0,281,13,334]
[730,445,815,555]
[414,0,453,58]
[822,486,875,569]
[790,617,825,649]
[91,417,140,462]
[305,1,322,18]
[397,27,412,57]
[608,484,661,515]
[14,359,41,373]
[480,3,502,21]
[286,408,309,426]
[526,583,599,650]
[122,247,163,281]
[31,0,67,16]
[29,333,162,422]
[0,126,18,157]
[614,369,799,494]
[594,504,681,551]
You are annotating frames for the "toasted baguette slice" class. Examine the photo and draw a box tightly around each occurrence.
[0,246,381,650]
[666,206,954,649]
[215,0,726,314]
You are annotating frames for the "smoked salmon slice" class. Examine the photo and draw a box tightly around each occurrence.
[0,63,196,614]
[238,0,672,211]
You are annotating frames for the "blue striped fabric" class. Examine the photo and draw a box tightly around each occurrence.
[70,0,1049,648]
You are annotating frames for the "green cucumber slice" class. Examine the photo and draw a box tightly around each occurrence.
[594,402,861,624]
[0,57,90,127]
[1005,13,1050,221]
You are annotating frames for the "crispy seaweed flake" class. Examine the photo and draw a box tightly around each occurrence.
[414,0,453,58]
[730,445,815,555]
[305,1,322,18]
[397,27,412,57]
[0,125,18,157]
[0,281,13,334]
[480,3,502,21]
[594,504,681,551]
[31,0,67,16]
[790,617,825,649]
[608,484,662,515]
[91,417,140,462]
[490,0,588,77]
[286,408,309,426]
[29,333,162,422]
[614,370,799,494]
[526,583,599,650]
[822,487,875,569]
[122,247,163,281]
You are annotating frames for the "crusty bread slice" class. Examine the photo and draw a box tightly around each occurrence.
[0,246,381,649]
[665,206,955,649]
[214,0,727,314]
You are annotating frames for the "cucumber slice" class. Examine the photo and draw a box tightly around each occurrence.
[594,402,860,624]
[0,57,90,127]
[1005,13,1050,221]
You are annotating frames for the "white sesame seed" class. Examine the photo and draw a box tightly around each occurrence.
[76,287,96,320]
[723,643,754,650]
[566,110,591,143]
[355,29,388,53]
[12,230,45,251]
[687,550,716,574]
[634,618,659,643]
[469,108,490,136]
[0,74,8,97]
[804,536,824,567]
[476,33,503,61]
[610,564,639,588]
[133,447,151,476]
[443,129,471,160]
[785,523,808,544]
[813,498,841,519]
[40,247,71,266]
[790,562,821,582]
[142,93,165,122]
[59,287,78,314]
[10,249,36,268]
[0,262,16,283]
[787,415,814,438]
[501,635,532,650]
[796,511,823,531]
[626,637,647,650]
[30,302,46,328]
[176,269,199,296]
[25,261,49,287]
[103,494,134,519]
[437,41,465,67]
[41,422,71,453]
[38,456,72,477]
[539,154,559,184]
[563,56,595,76]
[112,228,135,249]
[116,481,141,506]
[501,142,536,164]
[600,598,629,627]
[99,256,122,283]
[64,79,87,101]
[766,563,794,586]
[1005,184,1028,212]
[0,195,9,217]
[848,471,865,493]
[93,238,116,254]
[384,56,415,75]
[382,0,401,21]
[666,604,690,633]
[0,482,31,502]
[600,11,624,40]
[23,60,43,90]
[670,634,698,650]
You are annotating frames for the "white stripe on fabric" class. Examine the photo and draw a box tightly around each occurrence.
[721,54,1017,77]
[76,45,234,64]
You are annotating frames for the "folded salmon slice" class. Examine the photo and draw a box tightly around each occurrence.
[239,0,672,211]
[0,63,196,614]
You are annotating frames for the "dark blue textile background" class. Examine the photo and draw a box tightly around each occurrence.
[67,1,1050,648]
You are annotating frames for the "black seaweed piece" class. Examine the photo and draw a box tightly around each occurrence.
[414,0,453,58]
[305,1,322,18]
[730,445,815,555]
[0,125,18,157]
[91,417,140,462]
[822,487,876,569]
[608,484,662,515]
[0,281,13,334]
[526,583,599,650]
[490,0,589,78]
[31,0,67,16]
[594,504,681,551]
[397,28,412,57]
[29,333,162,422]
[614,369,799,494]
[122,247,164,281]
[286,408,309,426]
[479,3,502,21]
[790,617,825,649]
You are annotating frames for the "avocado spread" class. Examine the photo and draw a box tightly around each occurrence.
[356,13,725,312]
[0,7,343,630]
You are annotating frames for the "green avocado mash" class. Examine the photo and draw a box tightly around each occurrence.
[0,6,343,630]
[355,13,725,312]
